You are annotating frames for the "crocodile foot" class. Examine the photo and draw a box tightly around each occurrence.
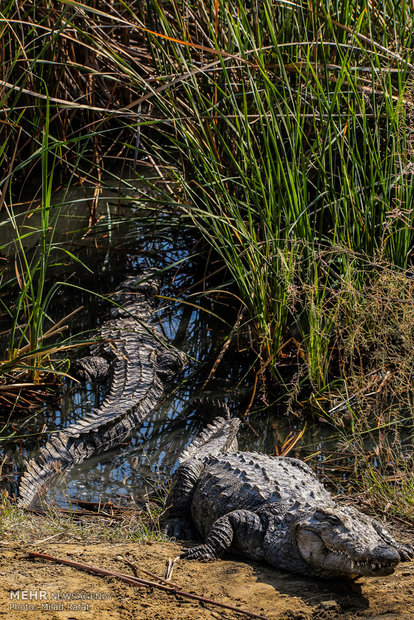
[180,544,216,562]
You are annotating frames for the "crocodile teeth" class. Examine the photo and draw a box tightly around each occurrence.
[326,546,348,558]
[351,560,355,569]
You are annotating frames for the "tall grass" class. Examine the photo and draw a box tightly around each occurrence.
[0,101,92,387]
[138,0,414,392]
[0,1,146,387]
[2,0,414,408]
[0,0,147,214]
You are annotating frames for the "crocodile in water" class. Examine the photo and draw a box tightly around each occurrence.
[167,417,414,578]
[17,273,185,508]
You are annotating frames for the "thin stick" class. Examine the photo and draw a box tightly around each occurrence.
[28,552,267,620]
[165,556,180,582]
[122,557,182,589]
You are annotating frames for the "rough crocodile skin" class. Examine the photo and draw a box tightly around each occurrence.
[17,274,185,508]
[167,417,414,578]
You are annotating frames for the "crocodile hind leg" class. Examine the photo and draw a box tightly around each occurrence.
[181,510,265,561]
[166,460,205,539]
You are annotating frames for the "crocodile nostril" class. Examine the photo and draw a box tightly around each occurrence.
[373,546,401,563]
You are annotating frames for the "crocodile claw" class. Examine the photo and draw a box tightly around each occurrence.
[180,545,215,562]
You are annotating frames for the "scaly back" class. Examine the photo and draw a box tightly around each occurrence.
[179,416,240,465]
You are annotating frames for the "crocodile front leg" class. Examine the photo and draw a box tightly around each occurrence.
[166,460,205,539]
[181,509,266,561]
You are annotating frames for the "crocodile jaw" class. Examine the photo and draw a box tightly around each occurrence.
[295,527,400,578]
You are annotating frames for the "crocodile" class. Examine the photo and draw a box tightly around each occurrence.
[17,272,186,508]
[167,417,414,578]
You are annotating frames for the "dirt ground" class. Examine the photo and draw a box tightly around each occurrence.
[1,540,414,620]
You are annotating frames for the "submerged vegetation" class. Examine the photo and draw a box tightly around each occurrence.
[1,1,414,516]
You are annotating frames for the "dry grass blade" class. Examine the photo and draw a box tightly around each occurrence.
[280,427,306,457]
[59,0,255,64]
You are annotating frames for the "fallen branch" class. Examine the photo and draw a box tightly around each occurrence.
[28,551,267,620]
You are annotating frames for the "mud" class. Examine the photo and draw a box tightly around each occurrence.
[1,541,414,619]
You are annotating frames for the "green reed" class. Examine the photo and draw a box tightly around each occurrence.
[2,0,414,400]
[139,0,414,387]
[0,101,93,383]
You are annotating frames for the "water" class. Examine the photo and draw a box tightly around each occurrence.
[0,175,405,507]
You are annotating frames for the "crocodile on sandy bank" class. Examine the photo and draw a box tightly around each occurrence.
[17,273,186,508]
[167,417,414,579]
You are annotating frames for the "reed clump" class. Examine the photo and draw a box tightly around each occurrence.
[0,0,148,189]
[141,1,414,402]
[2,0,414,416]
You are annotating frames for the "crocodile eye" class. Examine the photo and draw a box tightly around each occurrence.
[313,510,342,525]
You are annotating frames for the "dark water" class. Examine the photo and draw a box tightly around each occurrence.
[0,176,383,506]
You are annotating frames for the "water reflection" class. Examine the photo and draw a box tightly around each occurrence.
[1,175,405,507]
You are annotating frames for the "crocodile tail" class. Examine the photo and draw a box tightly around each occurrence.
[17,459,66,508]
[178,416,241,465]
[17,433,75,508]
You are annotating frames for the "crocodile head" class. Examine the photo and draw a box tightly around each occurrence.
[294,505,401,578]
[264,504,402,578]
